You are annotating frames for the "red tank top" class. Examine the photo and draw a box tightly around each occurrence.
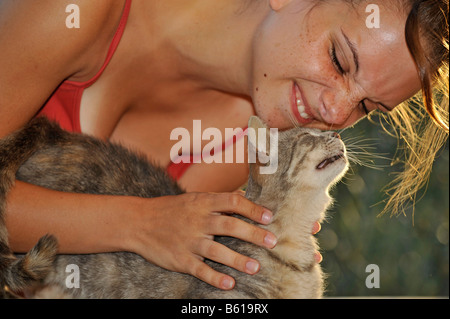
[37,0,245,181]
[37,0,132,133]
[166,127,248,180]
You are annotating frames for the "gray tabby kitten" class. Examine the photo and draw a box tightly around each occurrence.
[0,116,347,299]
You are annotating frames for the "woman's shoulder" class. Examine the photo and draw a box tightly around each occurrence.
[0,0,127,138]
[0,0,124,37]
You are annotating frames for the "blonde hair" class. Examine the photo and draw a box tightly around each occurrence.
[378,0,449,216]
[379,69,448,217]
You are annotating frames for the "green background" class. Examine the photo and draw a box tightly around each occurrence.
[318,117,449,297]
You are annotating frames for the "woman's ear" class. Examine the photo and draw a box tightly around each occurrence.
[269,0,292,11]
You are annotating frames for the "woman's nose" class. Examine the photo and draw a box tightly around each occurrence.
[319,90,359,126]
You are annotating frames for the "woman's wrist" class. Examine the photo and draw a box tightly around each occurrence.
[111,195,160,256]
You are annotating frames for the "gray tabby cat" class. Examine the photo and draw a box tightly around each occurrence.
[0,116,347,299]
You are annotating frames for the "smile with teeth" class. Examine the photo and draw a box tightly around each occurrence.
[296,99,311,120]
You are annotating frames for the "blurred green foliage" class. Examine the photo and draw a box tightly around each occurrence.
[319,117,449,297]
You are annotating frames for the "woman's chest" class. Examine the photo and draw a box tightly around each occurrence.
[77,15,254,191]
[79,76,253,191]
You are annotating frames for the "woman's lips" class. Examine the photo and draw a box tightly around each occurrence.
[291,82,314,125]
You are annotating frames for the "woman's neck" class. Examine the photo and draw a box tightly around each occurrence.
[136,0,270,96]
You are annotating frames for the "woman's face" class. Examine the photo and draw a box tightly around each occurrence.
[251,0,421,130]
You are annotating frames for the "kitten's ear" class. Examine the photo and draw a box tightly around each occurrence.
[248,116,267,132]
[248,116,270,158]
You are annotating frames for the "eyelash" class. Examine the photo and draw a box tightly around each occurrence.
[331,45,369,115]
[331,45,345,74]
[361,100,369,115]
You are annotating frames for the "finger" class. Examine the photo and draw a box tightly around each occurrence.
[315,251,323,263]
[211,215,277,249]
[312,221,321,235]
[214,193,273,225]
[232,189,246,196]
[197,238,260,275]
[188,257,235,290]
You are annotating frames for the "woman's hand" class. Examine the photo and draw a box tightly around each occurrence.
[125,192,276,290]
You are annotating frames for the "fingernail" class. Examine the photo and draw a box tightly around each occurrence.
[221,277,234,290]
[246,260,260,274]
[261,209,273,224]
[315,252,323,263]
[264,233,277,248]
[312,222,321,235]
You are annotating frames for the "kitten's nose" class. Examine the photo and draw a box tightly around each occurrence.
[332,132,341,139]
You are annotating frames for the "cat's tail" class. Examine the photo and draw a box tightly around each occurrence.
[1,234,58,295]
[0,117,63,296]
[0,117,63,181]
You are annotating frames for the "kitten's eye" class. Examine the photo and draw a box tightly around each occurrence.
[330,45,345,74]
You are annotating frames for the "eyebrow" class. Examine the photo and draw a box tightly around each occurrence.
[340,29,394,112]
[341,29,359,73]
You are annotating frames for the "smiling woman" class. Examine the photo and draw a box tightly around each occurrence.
[251,0,448,215]
[251,1,422,129]
[0,0,448,293]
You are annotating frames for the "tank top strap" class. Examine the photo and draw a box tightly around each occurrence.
[64,0,132,88]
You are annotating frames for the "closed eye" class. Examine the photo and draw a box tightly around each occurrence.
[330,44,345,74]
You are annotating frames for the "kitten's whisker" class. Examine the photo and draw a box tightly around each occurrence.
[288,112,300,128]
[327,123,336,131]
[343,136,391,171]
[337,127,350,135]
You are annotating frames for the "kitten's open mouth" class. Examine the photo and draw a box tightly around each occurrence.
[316,151,345,169]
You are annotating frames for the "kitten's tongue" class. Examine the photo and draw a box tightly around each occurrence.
[317,154,342,169]
[317,158,332,169]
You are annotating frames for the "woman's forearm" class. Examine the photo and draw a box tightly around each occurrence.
[4,180,277,290]
[5,180,135,254]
